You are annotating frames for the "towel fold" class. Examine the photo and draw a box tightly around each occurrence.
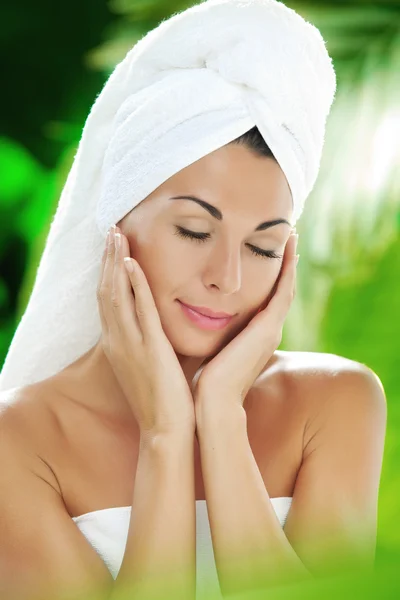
[0,0,336,393]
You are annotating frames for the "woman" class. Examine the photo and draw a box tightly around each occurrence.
[0,1,387,600]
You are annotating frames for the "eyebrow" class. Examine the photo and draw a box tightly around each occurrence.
[169,195,291,231]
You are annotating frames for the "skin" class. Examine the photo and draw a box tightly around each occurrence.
[55,142,293,427]
[0,142,387,600]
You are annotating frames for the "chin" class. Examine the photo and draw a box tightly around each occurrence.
[172,325,241,360]
[160,315,225,357]
[168,332,222,359]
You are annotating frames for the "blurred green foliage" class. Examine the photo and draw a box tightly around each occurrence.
[0,0,399,593]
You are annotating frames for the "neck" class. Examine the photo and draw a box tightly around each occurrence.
[56,339,206,425]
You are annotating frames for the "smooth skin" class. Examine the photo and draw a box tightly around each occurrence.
[100,221,299,597]
[51,143,295,425]
[98,224,196,435]
[0,143,387,600]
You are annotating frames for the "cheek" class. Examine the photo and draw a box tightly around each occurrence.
[248,263,280,294]
[262,270,281,305]
[162,237,202,280]
[245,266,281,314]
[128,224,197,290]
[136,242,190,303]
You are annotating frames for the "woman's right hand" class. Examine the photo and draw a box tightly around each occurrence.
[97,225,195,437]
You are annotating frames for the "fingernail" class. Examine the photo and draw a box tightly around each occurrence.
[115,233,121,249]
[124,257,134,272]
[296,254,300,265]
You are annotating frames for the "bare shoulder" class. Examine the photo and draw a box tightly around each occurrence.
[247,349,384,419]
[270,353,387,575]
[0,384,63,495]
[272,348,385,394]
[242,350,383,497]
[271,349,387,428]
[0,385,37,434]
[0,387,115,597]
[273,348,376,376]
[0,383,58,435]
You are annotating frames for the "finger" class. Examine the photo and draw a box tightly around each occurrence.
[287,233,298,299]
[246,234,297,357]
[258,232,295,308]
[123,256,164,343]
[99,226,120,343]
[113,231,142,342]
[97,230,112,342]
[267,233,298,322]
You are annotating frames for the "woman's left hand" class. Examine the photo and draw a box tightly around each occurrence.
[194,231,299,415]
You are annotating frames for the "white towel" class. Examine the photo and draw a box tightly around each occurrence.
[0,0,336,392]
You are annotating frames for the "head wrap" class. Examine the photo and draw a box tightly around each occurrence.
[0,0,336,392]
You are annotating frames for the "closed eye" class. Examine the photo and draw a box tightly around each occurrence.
[174,226,282,260]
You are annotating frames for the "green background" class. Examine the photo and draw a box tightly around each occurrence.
[1,1,399,596]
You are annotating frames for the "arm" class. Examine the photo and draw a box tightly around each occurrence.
[196,365,387,597]
[0,406,114,600]
[0,402,196,600]
[196,404,311,597]
[282,366,387,575]
[110,428,196,600]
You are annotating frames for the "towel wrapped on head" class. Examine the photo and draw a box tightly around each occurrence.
[0,0,336,392]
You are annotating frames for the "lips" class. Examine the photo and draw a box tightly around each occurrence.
[178,301,233,319]
[177,300,234,331]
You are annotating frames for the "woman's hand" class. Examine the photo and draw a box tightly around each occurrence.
[97,225,195,436]
[194,231,299,415]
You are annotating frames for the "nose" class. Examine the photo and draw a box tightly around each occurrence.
[202,241,242,295]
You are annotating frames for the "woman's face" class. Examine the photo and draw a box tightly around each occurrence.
[118,143,293,359]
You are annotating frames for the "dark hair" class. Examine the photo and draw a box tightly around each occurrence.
[229,125,276,161]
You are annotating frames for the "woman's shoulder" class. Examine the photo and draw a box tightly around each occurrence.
[274,348,373,380]
[268,349,378,408]
[251,350,380,443]
[273,349,369,377]
[0,382,64,464]
[0,385,36,426]
[0,383,63,494]
[0,382,54,424]
[260,349,372,399]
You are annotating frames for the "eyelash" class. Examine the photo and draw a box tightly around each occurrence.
[174,226,282,260]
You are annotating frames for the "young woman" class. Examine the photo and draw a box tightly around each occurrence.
[0,1,387,600]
